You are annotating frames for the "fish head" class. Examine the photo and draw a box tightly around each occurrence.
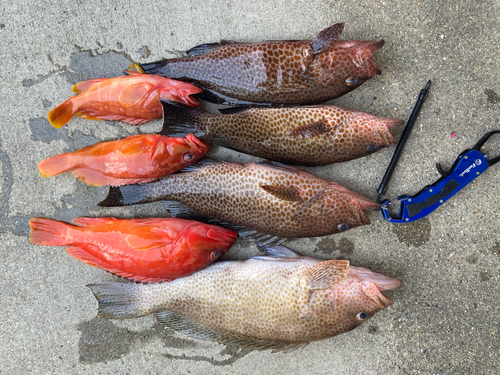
[317,39,384,89]
[330,265,401,329]
[175,223,238,264]
[159,78,203,107]
[162,134,210,167]
[307,184,379,233]
[332,112,402,159]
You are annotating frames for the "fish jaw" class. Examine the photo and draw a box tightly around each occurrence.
[159,78,203,107]
[185,134,210,155]
[351,40,384,78]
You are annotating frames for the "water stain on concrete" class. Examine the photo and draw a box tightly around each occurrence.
[78,318,250,366]
[138,46,151,58]
[367,325,379,334]
[64,49,133,86]
[0,141,14,232]
[42,99,52,108]
[392,217,431,247]
[77,318,197,364]
[29,117,69,143]
[162,345,251,366]
[485,88,500,104]
[466,254,479,264]
[489,242,500,258]
[314,237,355,255]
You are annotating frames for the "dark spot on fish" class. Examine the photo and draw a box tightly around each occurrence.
[315,237,354,255]
[138,46,151,58]
[392,217,431,247]
[22,74,51,88]
[485,89,500,104]
[64,50,133,86]
[162,344,251,366]
[77,318,197,364]
[42,99,52,108]
[489,242,500,258]
[367,325,379,334]
[466,254,478,264]
[480,272,490,282]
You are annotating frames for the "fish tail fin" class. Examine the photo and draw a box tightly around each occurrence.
[29,217,72,246]
[48,98,77,129]
[98,184,153,207]
[38,153,77,178]
[160,100,208,137]
[87,282,157,319]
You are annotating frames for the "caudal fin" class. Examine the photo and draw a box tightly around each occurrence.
[87,282,156,319]
[48,98,77,129]
[160,100,208,137]
[38,153,76,178]
[29,217,72,246]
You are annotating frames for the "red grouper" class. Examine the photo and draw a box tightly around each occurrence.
[137,23,384,105]
[99,159,380,241]
[87,243,401,351]
[29,217,237,283]
[160,100,403,166]
[48,71,203,128]
[37,134,209,186]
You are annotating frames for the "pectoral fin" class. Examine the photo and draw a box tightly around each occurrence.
[285,119,330,139]
[312,22,345,54]
[118,83,153,107]
[300,260,350,290]
[126,226,175,251]
[260,185,304,202]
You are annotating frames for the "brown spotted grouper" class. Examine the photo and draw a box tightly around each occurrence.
[160,101,402,166]
[99,159,379,240]
[88,243,401,351]
[136,23,384,105]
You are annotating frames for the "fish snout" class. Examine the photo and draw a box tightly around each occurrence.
[349,266,401,308]
[206,227,238,247]
[185,134,210,154]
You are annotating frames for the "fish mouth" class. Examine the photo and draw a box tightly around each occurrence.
[352,40,384,78]
[349,266,401,307]
[186,134,210,154]
[180,92,201,107]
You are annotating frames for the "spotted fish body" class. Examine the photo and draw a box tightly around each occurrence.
[139,23,384,105]
[161,101,402,166]
[99,160,380,239]
[88,244,401,351]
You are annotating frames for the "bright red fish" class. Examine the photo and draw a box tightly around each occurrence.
[48,71,203,128]
[29,217,237,283]
[37,133,209,186]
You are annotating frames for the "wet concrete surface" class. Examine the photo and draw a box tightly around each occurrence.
[0,1,499,374]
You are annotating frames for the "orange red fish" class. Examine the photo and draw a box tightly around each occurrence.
[29,217,237,283]
[48,71,203,128]
[37,133,209,186]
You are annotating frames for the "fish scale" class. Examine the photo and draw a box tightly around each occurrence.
[99,160,380,238]
[139,23,384,105]
[88,246,401,351]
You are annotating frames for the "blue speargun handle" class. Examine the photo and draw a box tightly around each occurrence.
[381,130,500,223]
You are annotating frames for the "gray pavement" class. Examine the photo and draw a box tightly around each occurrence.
[0,1,499,374]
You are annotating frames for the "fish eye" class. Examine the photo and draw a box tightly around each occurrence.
[356,312,368,321]
[209,249,221,260]
[337,223,348,232]
[346,77,358,86]
[182,151,194,162]
[367,145,377,152]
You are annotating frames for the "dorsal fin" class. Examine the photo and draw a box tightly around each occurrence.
[186,40,235,56]
[285,119,330,139]
[311,22,344,54]
[154,310,309,352]
[218,106,252,115]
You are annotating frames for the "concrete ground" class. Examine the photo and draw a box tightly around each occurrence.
[0,1,499,374]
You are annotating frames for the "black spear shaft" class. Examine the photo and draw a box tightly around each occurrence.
[377,80,432,203]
